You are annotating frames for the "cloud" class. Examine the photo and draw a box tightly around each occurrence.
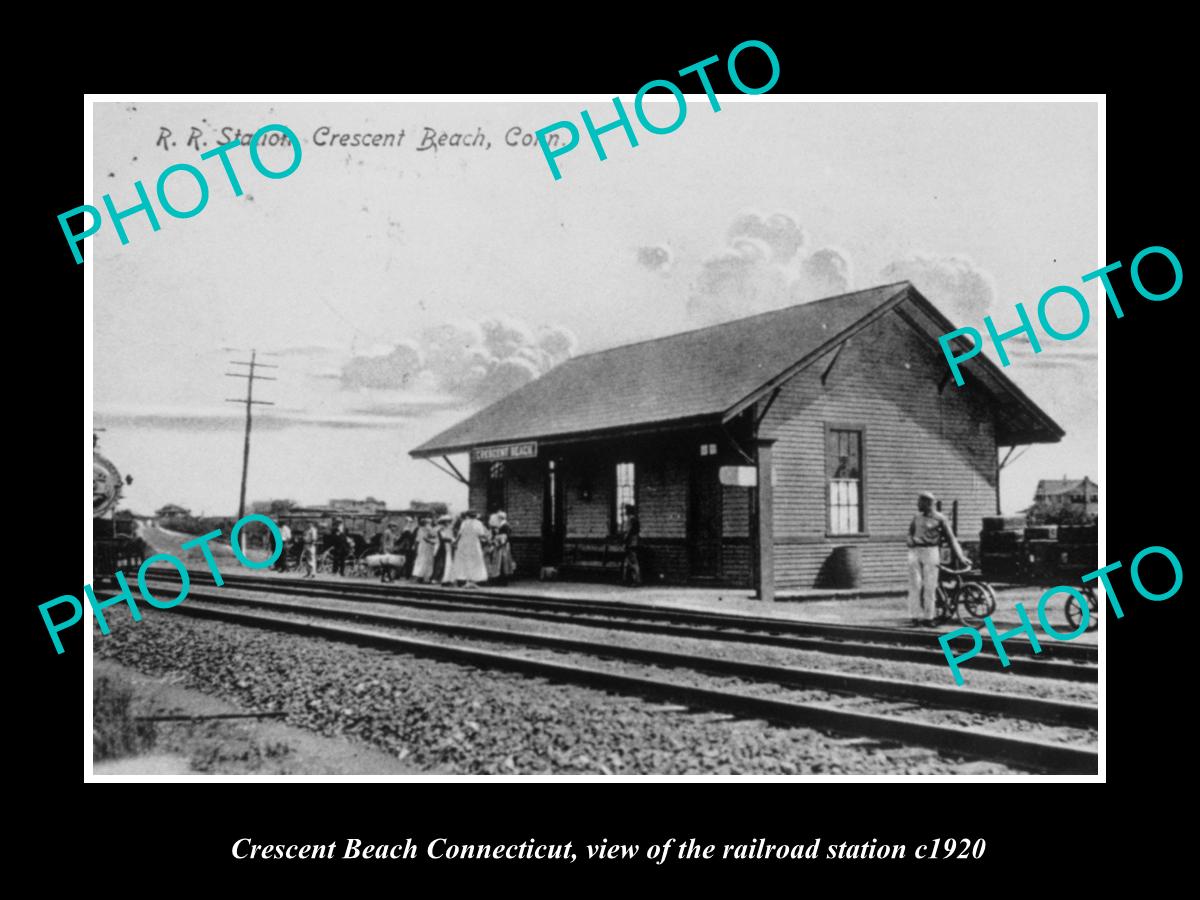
[636,244,672,272]
[728,212,805,263]
[795,247,852,299]
[879,254,995,322]
[674,215,999,339]
[687,239,791,323]
[340,340,422,389]
[686,210,853,325]
[340,315,577,405]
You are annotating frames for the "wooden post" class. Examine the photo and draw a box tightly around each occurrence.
[754,438,776,602]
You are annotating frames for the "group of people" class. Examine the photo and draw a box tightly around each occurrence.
[274,512,517,587]
[273,493,957,619]
[273,519,354,579]
[375,510,517,588]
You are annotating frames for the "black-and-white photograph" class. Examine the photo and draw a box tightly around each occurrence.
[88,98,1098,777]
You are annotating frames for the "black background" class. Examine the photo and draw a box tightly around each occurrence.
[21,23,1188,887]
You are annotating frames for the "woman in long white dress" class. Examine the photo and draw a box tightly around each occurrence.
[411,516,438,583]
[450,511,489,587]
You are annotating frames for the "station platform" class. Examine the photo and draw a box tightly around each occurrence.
[141,523,1098,645]
[243,568,1099,646]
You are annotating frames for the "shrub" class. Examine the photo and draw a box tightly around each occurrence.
[93,673,155,761]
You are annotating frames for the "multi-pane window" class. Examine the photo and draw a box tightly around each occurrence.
[827,428,864,534]
[615,462,636,532]
[699,443,718,457]
[487,462,506,514]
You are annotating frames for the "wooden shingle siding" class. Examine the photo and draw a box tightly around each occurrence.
[640,454,689,539]
[565,467,611,538]
[470,460,542,574]
[468,464,488,518]
[722,485,750,537]
[468,460,543,537]
[509,536,542,575]
[721,541,752,585]
[503,460,543,537]
[762,302,997,590]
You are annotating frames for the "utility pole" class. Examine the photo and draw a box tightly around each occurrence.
[226,349,278,552]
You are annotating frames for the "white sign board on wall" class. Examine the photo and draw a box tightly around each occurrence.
[718,465,758,488]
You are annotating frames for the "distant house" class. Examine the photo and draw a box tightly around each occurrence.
[155,503,191,518]
[1029,476,1098,521]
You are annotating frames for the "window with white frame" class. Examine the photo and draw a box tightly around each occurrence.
[615,462,636,532]
[827,428,864,534]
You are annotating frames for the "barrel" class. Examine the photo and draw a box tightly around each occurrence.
[826,545,863,589]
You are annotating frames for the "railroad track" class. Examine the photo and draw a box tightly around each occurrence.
[149,582,1098,774]
[149,570,1098,679]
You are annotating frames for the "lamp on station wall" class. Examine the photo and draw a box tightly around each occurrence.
[580,475,593,502]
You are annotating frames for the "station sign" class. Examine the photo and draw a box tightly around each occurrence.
[471,441,539,463]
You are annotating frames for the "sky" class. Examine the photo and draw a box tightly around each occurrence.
[90,99,1098,517]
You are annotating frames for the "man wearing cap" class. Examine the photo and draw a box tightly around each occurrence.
[906,491,969,626]
[621,504,642,586]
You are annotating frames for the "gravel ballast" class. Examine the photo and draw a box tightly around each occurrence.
[161,583,1100,704]
[96,614,1029,775]
[178,601,1097,747]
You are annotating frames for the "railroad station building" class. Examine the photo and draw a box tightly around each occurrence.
[410,283,1064,599]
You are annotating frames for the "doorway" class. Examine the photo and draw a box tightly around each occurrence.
[688,451,722,577]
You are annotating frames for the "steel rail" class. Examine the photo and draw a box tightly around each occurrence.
[165,600,1097,774]
[159,587,1097,728]
[147,573,1099,681]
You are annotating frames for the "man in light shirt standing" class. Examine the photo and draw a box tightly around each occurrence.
[274,521,292,572]
[301,521,320,578]
[906,491,969,627]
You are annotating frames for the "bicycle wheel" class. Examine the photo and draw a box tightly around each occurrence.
[1065,594,1083,632]
[956,582,995,626]
[1066,587,1099,632]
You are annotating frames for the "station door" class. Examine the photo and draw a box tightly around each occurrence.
[688,456,722,577]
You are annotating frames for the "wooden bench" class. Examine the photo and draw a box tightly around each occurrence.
[561,540,626,574]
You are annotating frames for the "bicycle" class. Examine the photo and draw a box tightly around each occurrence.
[1064,584,1099,632]
[934,563,997,626]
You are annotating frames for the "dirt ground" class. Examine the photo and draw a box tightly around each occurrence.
[92,659,419,776]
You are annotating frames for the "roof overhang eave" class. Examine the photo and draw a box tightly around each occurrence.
[409,413,726,460]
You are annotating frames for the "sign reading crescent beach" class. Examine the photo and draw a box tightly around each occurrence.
[471,442,538,463]
[93,452,122,518]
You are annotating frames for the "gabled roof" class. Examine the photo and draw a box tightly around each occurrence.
[410,282,1065,458]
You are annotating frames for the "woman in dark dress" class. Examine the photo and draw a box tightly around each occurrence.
[397,517,417,579]
[431,514,454,584]
[487,511,516,586]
